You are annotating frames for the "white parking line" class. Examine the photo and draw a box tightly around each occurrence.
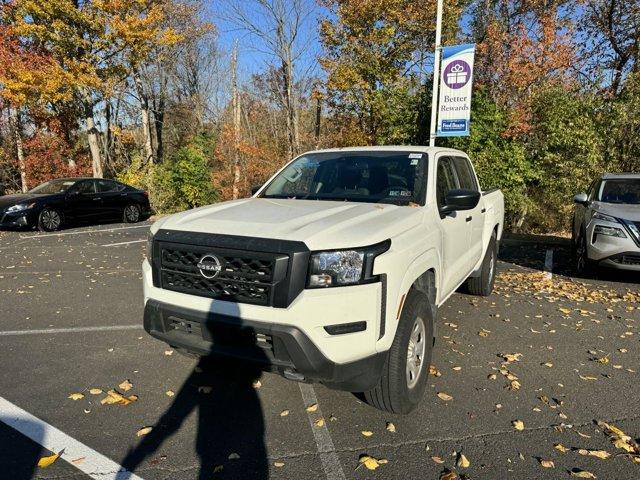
[0,325,142,336]
[544,249,554,280]
[102,239,146,247]
[298,383,346,480]
[0,396,144,480]
[19,224,150,239]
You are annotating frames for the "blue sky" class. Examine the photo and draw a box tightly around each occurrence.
[207,1,327,84]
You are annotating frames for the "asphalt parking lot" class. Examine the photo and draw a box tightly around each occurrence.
[0,223,638,480]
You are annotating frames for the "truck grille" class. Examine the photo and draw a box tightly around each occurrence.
[159,245,284,306]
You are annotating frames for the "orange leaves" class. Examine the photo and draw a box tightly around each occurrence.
[476,10,575,138]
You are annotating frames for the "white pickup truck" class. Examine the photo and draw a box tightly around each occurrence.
[143,146,504,413]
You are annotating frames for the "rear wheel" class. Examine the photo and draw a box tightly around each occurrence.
[38,208,62,232]
[123,203,141,223]
[363,289,434,414]
[467,233,497,296]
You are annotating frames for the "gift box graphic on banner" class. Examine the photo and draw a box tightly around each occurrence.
[446,63,468,87]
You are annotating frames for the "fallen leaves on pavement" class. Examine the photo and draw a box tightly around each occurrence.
[358,454,387,471]
[119,380,133,392]
[37,453,60,468]
[100,389,138,406]
[570,468,597,478]
[597,420,640,463]
[68,393,84,401]
[576,449,610,460]
[456,453,470,468]
[495,271,639,305]
[136,426,153,437]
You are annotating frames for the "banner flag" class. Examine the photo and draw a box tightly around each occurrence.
[437,44,475,137]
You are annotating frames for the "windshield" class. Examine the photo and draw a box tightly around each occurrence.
[29,179,77,195]
[261,151,427,205]
[598,179,640,205]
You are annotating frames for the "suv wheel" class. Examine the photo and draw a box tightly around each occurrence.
[38,208,62,232]
[467,233,497,296]
[363,289,434,414]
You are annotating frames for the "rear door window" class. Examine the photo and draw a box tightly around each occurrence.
[96,180,120,193]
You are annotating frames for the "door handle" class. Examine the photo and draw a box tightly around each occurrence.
[466,216,472,222]
[481,208,486,213]
[120,193,128,196]
[92,197,101,201]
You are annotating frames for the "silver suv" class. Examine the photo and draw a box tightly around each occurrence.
[572,173,640,273]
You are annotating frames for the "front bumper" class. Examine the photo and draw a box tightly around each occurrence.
[143,299,386,391]
[0,210,34,228]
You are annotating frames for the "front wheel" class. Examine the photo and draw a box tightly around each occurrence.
[574,232,595,276]
[123,203,141,223]
[363,289,434,414]
[38,208,62,232]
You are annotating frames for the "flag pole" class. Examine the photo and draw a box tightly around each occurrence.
[429,0,444,147]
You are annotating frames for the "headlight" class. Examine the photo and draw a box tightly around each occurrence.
[7,202,35,212]
[146,231,154,259]
[307,240,390,288]
[594,225,627,238]
[592,211,618,223]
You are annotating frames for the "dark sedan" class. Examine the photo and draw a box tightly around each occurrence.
[0,178,151,231]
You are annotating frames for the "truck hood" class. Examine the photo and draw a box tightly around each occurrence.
[155,198,423,250]
[594,202,640,222]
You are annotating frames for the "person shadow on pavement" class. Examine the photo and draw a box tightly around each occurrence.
[119,319,270,480]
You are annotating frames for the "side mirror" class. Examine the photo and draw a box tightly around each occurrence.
[439,189,481,215]
[573,192,588,205]
[67,190,79,197]
[251,185,262,196]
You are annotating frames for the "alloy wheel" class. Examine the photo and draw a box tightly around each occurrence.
[42,210,61,231]
[125,205,140,222]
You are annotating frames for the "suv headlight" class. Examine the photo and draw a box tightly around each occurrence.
[307,240,390,288]
[592,211,618,223]
[7,202,35,212]
[594,225,627,238]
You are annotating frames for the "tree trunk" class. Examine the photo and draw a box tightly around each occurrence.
[281,53,299,158]
[231,43,241,200]
[134,72,155,164]
[9,108,28,193]
[314,95,322,147]
[86,113,103,178]
[153,75,166,163]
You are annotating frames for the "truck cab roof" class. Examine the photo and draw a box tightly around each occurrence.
[300,145,469,157]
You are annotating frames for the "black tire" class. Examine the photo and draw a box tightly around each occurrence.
[37,208,62,232]
[123,203,141,223]
[574,230,596,276]
[467,233,497,296]
[363,289,434,414]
